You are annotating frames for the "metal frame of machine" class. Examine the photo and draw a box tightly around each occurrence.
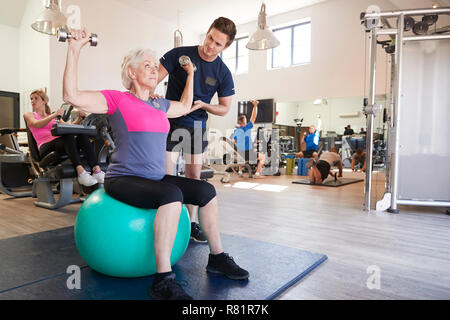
[360,7,450,212]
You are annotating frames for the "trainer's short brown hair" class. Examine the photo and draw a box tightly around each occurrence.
[207,17,237,46]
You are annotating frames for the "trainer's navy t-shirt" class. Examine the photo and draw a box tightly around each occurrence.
[160,45,235,128]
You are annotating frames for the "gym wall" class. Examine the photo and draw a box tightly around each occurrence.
[0,0,199,126]
[0,0,51,128]
[48,0,182,113]
[18,0,51,127]
[0,24,20,93]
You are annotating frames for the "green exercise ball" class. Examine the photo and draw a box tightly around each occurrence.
[74,188,190,278]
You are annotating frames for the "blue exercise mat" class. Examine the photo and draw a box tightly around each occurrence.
[0,227,327,300]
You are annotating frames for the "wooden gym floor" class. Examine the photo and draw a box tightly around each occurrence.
[1,168,449,300]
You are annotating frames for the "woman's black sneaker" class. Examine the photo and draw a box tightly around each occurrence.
[191,222,208,243]
[206,252,249,280]
[150,273,193,300]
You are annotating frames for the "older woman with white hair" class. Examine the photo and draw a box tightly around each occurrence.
[63,30,249,300]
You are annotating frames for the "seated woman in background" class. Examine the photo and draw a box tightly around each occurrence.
[24,90,104,187]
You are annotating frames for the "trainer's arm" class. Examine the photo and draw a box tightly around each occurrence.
[63,29,108,114]
[194,96,232,117]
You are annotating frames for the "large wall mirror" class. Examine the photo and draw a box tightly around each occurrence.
[275,95,388,167]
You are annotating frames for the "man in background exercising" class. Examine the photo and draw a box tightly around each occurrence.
[296,114,321,159]
[307,148,343,184]
[233,100,266,178]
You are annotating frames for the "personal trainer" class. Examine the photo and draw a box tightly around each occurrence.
[158,17,237,243]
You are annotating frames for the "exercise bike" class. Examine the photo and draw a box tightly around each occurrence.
[0,128,35,198]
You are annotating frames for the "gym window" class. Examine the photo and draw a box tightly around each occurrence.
[220,36,249,74]
[268,19,311,69]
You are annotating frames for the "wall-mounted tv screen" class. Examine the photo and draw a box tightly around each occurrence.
[237,99,275,124]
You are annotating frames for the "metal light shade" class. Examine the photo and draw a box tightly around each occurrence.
[174,29,183,48]
[31,0,67,35]
[246,3,280,50]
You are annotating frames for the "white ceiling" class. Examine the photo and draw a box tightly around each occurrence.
[115,0,450,35]
[0,0,449,30]
[114,0,328,34]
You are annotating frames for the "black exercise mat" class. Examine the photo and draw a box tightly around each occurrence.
[0,227,327,300]
[0,227,86,293]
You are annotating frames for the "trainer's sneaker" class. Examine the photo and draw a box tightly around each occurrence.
[150,273,193,300]
[78,171,98,187]
[206,252,249,280]
[92,170,105,184]
[305,158,316,169]
[190,222,208,243]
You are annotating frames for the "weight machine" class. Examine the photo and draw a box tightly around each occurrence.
[360,7,450,212]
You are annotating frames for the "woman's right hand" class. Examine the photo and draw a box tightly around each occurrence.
[68,29,91,52]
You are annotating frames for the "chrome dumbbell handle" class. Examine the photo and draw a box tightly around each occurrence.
[56,28,98,47]
[179,55,197,72]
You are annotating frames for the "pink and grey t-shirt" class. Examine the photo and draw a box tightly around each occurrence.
[28,112,59,150]
[100,90,171,181]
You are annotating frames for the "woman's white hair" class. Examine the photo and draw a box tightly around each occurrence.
[121,48,157,90]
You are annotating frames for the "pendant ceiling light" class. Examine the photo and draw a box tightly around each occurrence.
[246,3,280,50]
[174,10,183,48]
[31,0,68,36]
[174,29,183,48]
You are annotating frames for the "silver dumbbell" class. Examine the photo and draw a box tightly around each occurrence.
[179,55,197,72]
[56,28,98,47]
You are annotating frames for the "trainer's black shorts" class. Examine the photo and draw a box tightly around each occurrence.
[316,160,331,181]
[166,122,208,155]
